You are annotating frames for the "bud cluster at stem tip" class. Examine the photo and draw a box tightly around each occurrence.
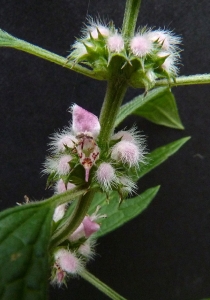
[67,18,182,90]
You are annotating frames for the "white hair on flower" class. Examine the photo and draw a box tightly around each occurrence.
[158,51,180,75]
[95,162,118,191]
[107,32,124,53]
[48,126,78,153]
[82,16,110,39]
[147,28,182,53]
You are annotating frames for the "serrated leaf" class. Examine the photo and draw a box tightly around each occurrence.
[115,87,184,129]
[133,88,184,129]
[136,136,191,180]
[90,186,160,238]
[0,202,54,300]
[115,87,168,127]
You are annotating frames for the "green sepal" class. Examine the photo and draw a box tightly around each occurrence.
[65,164,86,186]
[46,171,58,189]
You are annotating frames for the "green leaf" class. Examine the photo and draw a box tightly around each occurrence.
[88,186,160,238]
[133,88,184,129]
[115,87,167,127]
[0,202,54,300]
[115,87,184,129]
[136,137,191,180]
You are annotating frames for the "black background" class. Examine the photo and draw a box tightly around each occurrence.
[0,1,210,299]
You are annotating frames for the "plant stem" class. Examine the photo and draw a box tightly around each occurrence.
[122,0,142,39]
[50,189,95,248]
[155,74,210,87]
[80,269,127,300]
[99,78,127,146]
[44,186,87,207]
[0,29,100,80]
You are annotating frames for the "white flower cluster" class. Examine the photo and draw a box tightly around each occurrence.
[68,19,182,89]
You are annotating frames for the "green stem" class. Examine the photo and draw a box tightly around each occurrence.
[0,29,100,80]
[122,0,142,39]
[99,78,127,146]
[80,269,127,300]
[42,186,86,207]
[155,74,210,87]
[50,189,95,248]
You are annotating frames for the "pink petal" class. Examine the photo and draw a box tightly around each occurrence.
[83,216,100,237]
[72,104,100,137]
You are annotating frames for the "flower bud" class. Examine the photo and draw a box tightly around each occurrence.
[78,239,96,260]
[54,249,83,274]
[147,29,181,52]
[130,34,153,57]
[56,134,78,152]
[55,179,75,194]
[96,162,117,190]
[57,155,72,175]
[53,204,66,222]
[119,176,137,195]
[111,140,141,167]
[158,51,179,75]
[90,25,110,39]
[107,33,124,53]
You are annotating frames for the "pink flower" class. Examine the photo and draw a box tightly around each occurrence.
[130,34,153,57]
[69,208,104,242]
[71,104,100,138]
[69,216,100,241]
[107,33,124,53]
[69,222,85,241]
[83,216,100,237]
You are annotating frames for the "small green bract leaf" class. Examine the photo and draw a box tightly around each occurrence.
[136,136,191,179]
[88,186,160,238]
[0,202,54,300]
[133,88,184,129]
